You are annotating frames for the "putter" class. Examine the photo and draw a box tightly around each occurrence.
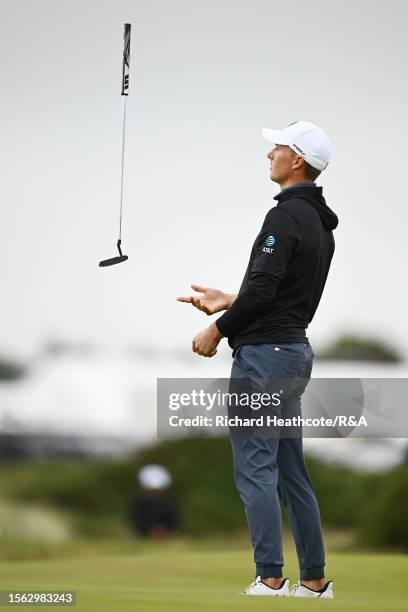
[99,23,131,267]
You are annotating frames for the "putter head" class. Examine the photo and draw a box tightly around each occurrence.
[99,255,128,267]
[99,240,128,267]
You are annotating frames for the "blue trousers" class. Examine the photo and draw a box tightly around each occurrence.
[228,342,325,580]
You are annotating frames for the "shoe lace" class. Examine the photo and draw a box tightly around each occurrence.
[241,576,262,595]
[290,581,301,595]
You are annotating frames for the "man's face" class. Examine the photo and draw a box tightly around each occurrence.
[267,144,299,184]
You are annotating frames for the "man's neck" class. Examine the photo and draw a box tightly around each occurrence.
[279,178,314,190]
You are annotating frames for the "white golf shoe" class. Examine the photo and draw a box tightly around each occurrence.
[240,576,290,596]
[290,580,334,598]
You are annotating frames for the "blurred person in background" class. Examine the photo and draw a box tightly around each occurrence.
[129,464,179,540]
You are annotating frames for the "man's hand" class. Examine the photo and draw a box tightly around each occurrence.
[177,284,236,315]
[192,323,223,358]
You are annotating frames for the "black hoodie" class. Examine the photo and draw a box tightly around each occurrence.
[216,183,339,353]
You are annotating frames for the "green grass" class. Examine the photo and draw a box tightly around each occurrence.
[0,542,407,611]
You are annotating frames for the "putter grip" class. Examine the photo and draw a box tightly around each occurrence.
[121,23,131,96]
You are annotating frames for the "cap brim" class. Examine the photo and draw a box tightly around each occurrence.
[262,128,289,144]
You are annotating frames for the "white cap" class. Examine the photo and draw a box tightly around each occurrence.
[138,464,172,490]
[262,120,331,171]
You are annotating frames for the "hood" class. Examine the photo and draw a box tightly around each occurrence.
[274,184,339,230]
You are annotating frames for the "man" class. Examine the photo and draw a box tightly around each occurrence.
[177,120,338,598]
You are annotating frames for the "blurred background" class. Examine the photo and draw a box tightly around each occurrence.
[0,0,407,575]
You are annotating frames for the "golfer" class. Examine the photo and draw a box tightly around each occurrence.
[177,120,338,598]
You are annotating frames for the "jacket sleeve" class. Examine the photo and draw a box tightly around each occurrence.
[215,207,297,338]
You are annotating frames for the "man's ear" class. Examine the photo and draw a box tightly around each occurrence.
[292,154,304,171]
